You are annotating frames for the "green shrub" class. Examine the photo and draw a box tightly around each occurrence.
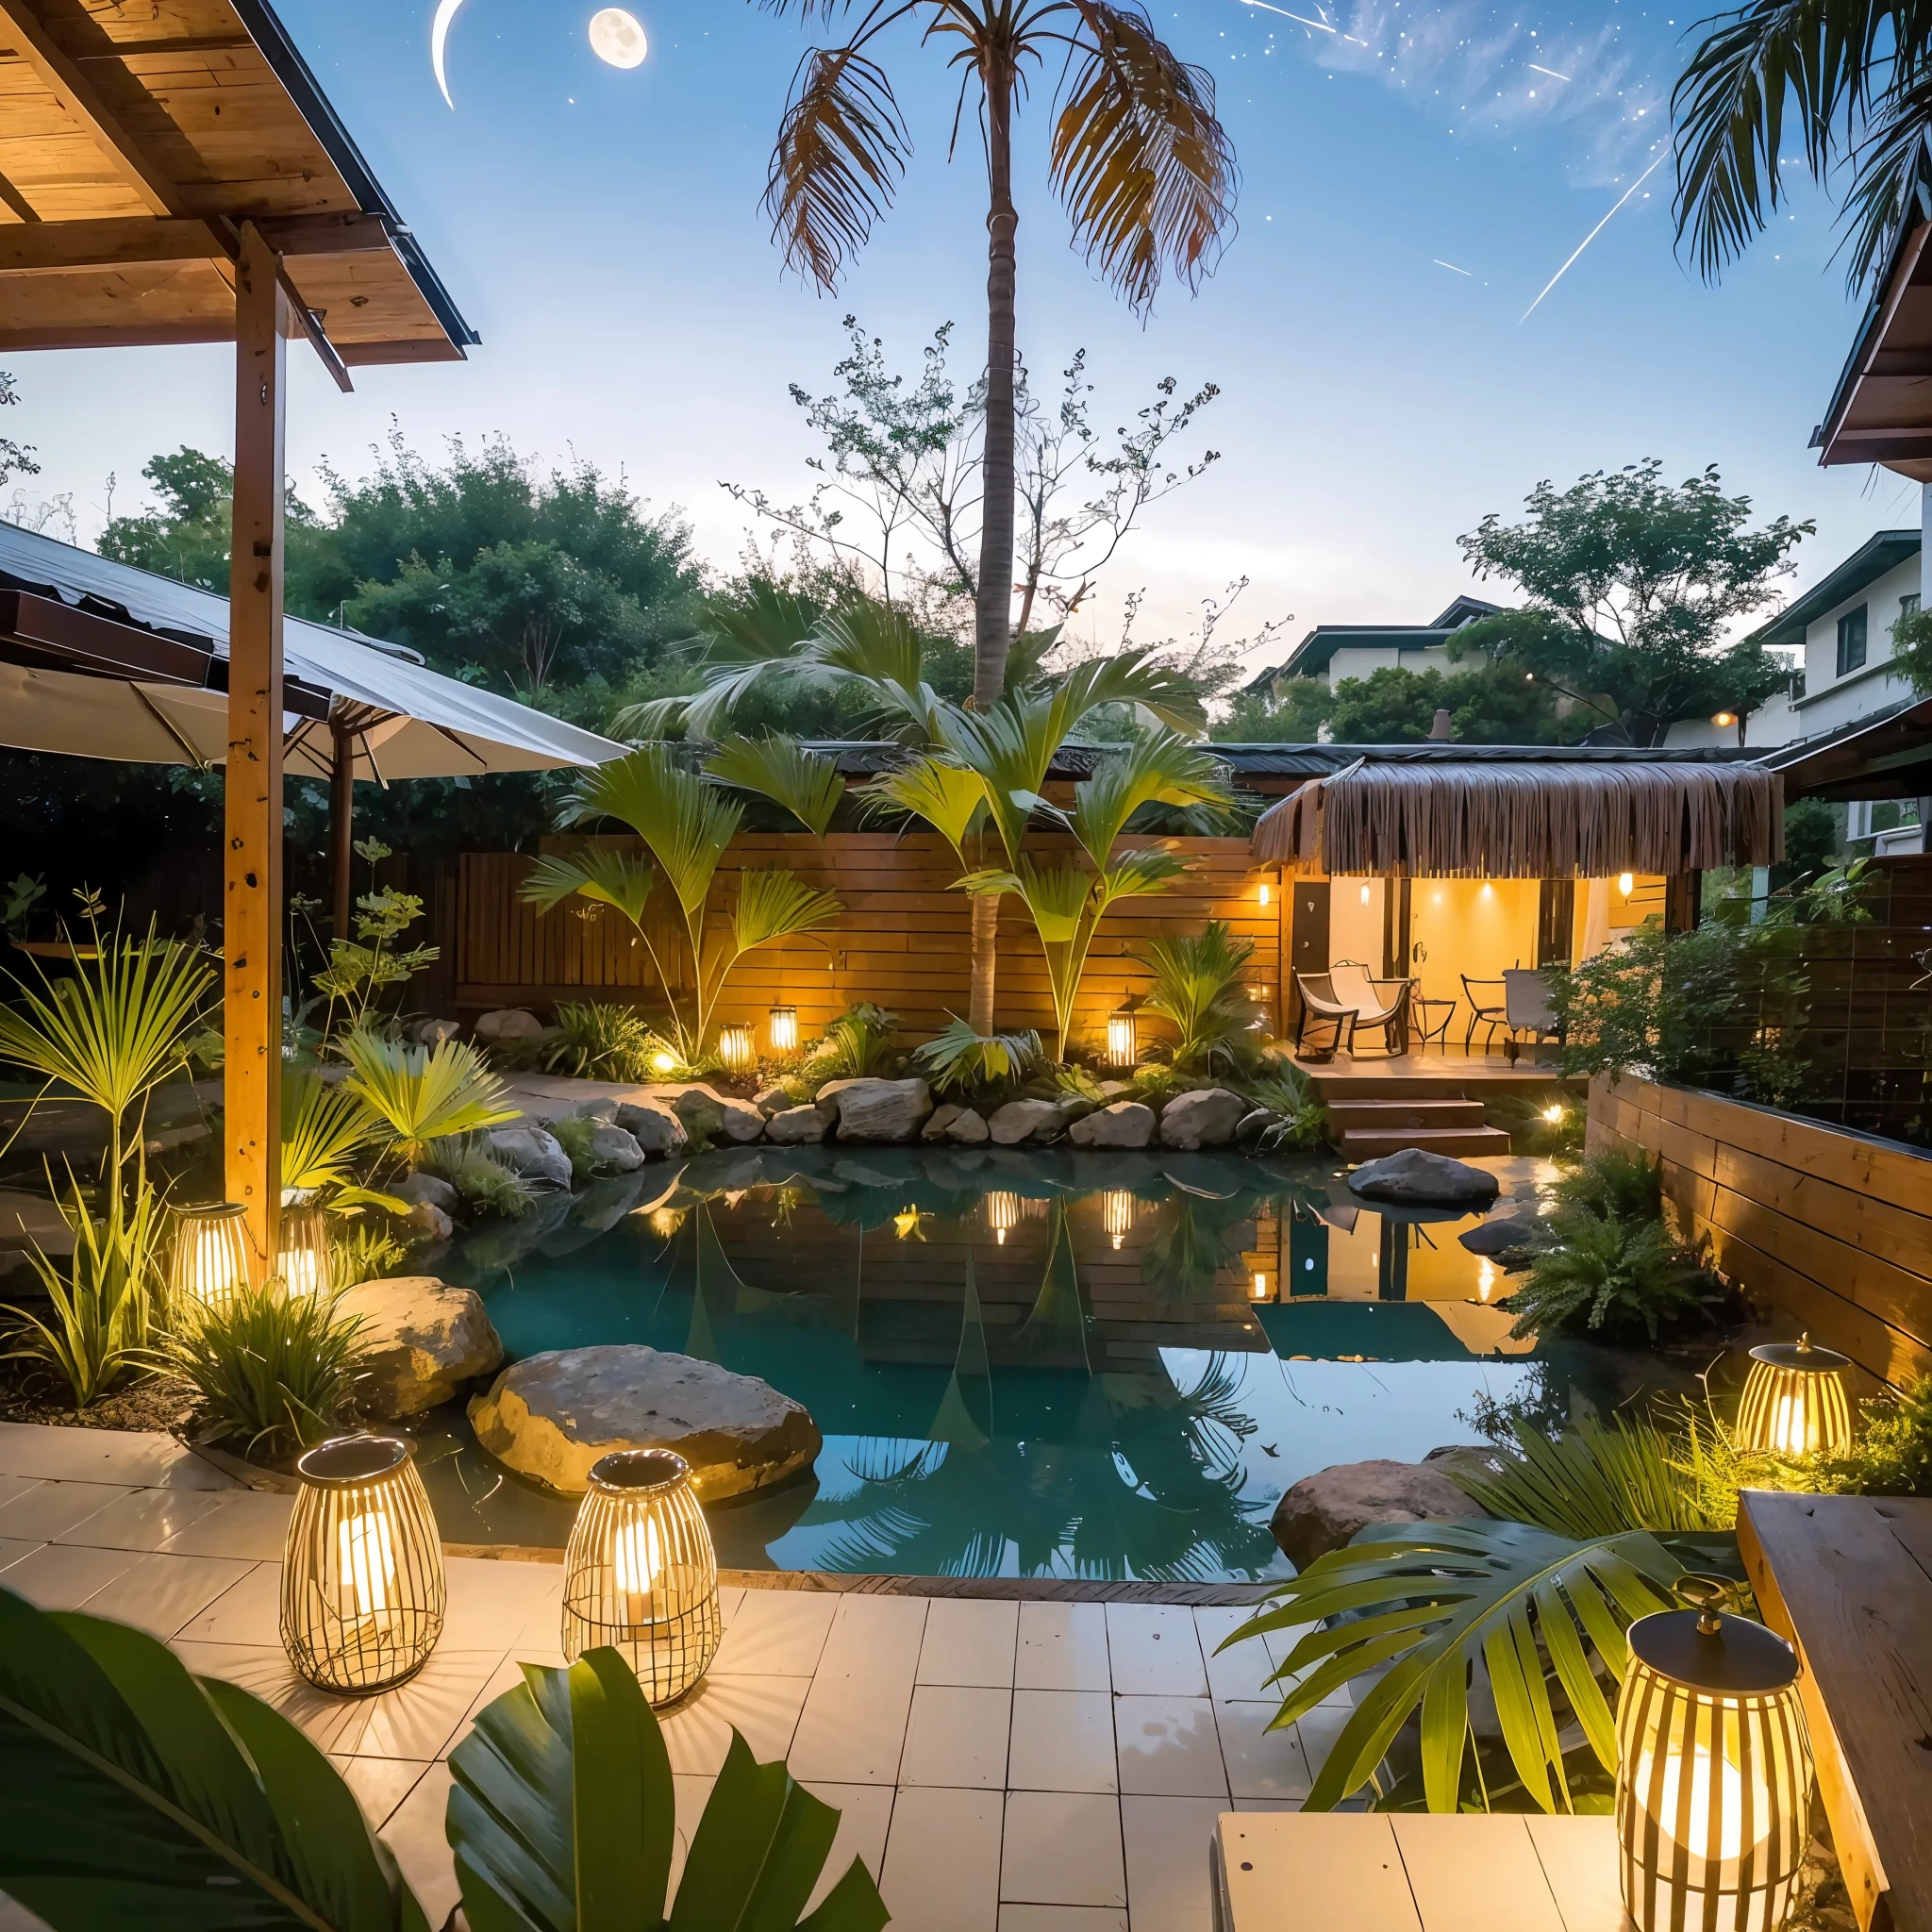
[1504,1206,1719,1340]
[428,1141,537,1219]
[543,1000,659,1081]
[340,1025,519,1171]
[545,1110,629,1181]
[1817,1374,1932,1496]
[165,1285,366,1461]
[804,1002,902,1088]
[913,1016,1043,1098]
[1135,921,1263,1075]
[1242,1065,1330,1153]
[334,1219,410,1286]
[1549,1146,1662,1222]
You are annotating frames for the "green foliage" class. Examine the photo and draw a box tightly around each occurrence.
[1549,918,1745,1082]
[1454,462,1811,744]
[2,873,46,941]
[1817,1374,1932,1497]
[339,1028,518,1173]
[1778,797,1842,887]
[543,1001,660,1083]
[1213,677,1335,743]
[544,1111,632,1182]
[1244,1064,1331,1152]
[1505,1205,1719,1341]
[1319,661,1572,746]
[1136,919,1261,1074]
[703,734,848,837]
[312,840,439,1025]
[1221,1519,1682,1812]
[281,1070,382,1193]
[335,1219,411,1286]
[913,1017,1045,1096]
[1549,1147,1662,1222]
[165,1285,366,1461]
[447,1647,889,1932]
[0,1586,428,1929]
[427,1141,537,1220]
[804,1003,903,1086]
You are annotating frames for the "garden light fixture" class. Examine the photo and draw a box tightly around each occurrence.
[1257,880,1271,907]
[275,1203,332,1297]
[649,1049,678,1075]
[561,1448,720,1704]
[1618,872,1636,896]
[1615,1578,1810,1932]
[717,1022,755,1073]
[1713,710,1738,728]
[986,1191,1022,1245]
[170,1201,251,1316]
[1250,1271,1270,1300]
[282,1434,444,1693]
[1101,1190,1134,1250]
[1105,1005,1137,1068]
[768,1004,799,1054]
[1735,1334,1853,1457]
[1542,1103,1565,1124]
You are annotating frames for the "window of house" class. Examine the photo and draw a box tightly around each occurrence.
[1837,605,1868,676]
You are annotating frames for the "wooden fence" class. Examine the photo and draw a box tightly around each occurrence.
[454,831,1281,1051]
[1588,1072,1932,1391]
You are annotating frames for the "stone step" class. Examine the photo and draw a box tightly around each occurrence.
[1341,1125,1515,1160]
[1325,1098,1488,1130]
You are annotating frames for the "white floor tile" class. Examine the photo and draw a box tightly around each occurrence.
[657,1672,810,1775]
[159,1491,294,1560]
[708,1588,837,1676]
[1103,1606,1206,1698]
[1014,1603,1109,1692]
[1211,1702,1311,1802]
[169,1640,300,1704]
[0,1540,140,1607]
[48,1484,225,1553]
[0,1423,228,1488]
[331,1755,429,1830]
[0,1480,134,1542]
[1292,1701,1355,1798]
[175,1560,283,1642]
[899,1685,1011,1789]
[879,1785,1003,1932]
[801,1781,896,1911]
[999,1907,1129,1932]
[817,1592,929,1680]
[0,1537,44,1574]
[918,1598,1019,1687]
[1192,1607,1286,1703]
[1118,1796,1224,1932]
[0,1476,42,1514]
[77,1550,257,1640]
[285,1650,509,1762]
[788,1660,915,1784]
[380,1760,458,1928]
[999,1792,1124,1907]
[441,1557,564,1651]
[1114,1697,1227,1799]
[1008,1690,1117,1794]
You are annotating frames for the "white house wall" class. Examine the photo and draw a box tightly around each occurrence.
[1790,552,1922,738]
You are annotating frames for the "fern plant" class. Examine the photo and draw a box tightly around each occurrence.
[1136,920,1262,1075]
[913,1016,1043,1097]
[1504,1207,1719,1341]
[542,1000,660,1082]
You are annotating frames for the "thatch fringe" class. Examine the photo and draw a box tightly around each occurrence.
[1251,760,1783,877]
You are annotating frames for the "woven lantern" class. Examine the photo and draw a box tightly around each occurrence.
[275,1203,332,1297]
[1105,1005,1137,1069]
[1616,1579,1811,1932]
[170,1201,251,1317]
[1735,1334,1853,1457]
[561,1448,720,1704]
[768,1004,799,1055]
[1101,1190,1135,1251]
[986,1191,1022,1246]
[281,1435,445,1693]
[717,1022,755,1073]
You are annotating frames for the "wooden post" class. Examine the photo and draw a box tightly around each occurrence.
[224,222,288,1276]
[329,715,355,942]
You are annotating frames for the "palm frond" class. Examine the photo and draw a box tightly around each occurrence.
[1054,0,1239,314]
[913,1016,1044,1091]
[1069,729,1230,864]
[704,735,847,837]
[1050,645,1209,737]
[561,744,741,920]
[519,845,658,928]
[340,1029,519,1172]
[730,866,845,952]
[1092,845,1191,908]
[281,1071,381,1193]
[858,755,989,865]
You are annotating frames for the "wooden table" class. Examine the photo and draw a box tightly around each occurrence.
[1738,1491,1932,1932]
[1212,1813,1630,1932]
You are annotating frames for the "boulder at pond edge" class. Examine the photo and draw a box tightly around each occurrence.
[340,1275,504,1418]
[1269,1456,1483,1569]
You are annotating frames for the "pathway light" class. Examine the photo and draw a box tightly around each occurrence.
[1105,1005,1137,1068]
[768,1004,799,1054]
[275,1203,332,1297]
[170,1202,251,1316]
[1735,1334,1853,1457]
[717,1022,755,1073]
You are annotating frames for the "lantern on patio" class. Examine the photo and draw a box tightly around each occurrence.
[1615,1578,1810,1932]
[1735,1334,1853,1457]
[275,1203,332,1298]
[768,1004,799,1055]
[170,1202,251,1317]
[1105,1005,1137,1068]
[717,1022,755,1073]
[1101,1190,1135,1250]
[561,1448,720,1704]
[282,1434,444,1693]
[986,1191,1022,1245]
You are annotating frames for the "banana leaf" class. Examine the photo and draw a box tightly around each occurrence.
[0,1586,426,1930]
[1217,1519,1682,1814]
[446,1648,888,1932]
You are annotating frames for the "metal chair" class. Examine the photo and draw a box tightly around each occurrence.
[1293,973,1357,1057]
[1327,960,1412,1057]
[1461,974,1508,1054]
[1502,967,1565,1063]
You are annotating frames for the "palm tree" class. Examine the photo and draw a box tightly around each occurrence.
[1674,0,1932,289]
[753,0,1238,708]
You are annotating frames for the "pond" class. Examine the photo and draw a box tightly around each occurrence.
[414,1142,1678,1581]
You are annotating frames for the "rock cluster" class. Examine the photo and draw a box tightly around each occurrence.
[339,1275,504,1418]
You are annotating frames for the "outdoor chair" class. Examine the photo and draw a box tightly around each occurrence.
[1327,960,1412,1057]
[1293,973,1357,1057]
[1502,967,1566,1063]
[1461,974,1508,1054]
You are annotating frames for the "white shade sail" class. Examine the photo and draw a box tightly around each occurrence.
[0,520,625,778]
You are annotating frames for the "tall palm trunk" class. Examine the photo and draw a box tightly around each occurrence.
[969,55,1018,1035]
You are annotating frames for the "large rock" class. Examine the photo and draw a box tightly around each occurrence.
[765,1103,829,1144]
[1458,1214,1546,1257]
[487,1124,573,1190]
[817,1077,932,1142]
[614,1100,689,1158]
[989,1099,1065,1145]
[409,1017,462,1047]
[405,1201,454,1241]
[475,1008,543,1043]
[588,1124,646,1174]
[469,1344,821,1500]
[391,1171,458,1213]
[923,1103,967,1141]
[1158,1089,1248,1151]
[941,1107,990,1144]
[340,1275,503,1418]
[1269,1457,1481,1570]
[1069,1100,1156,1149]
[754,1084,795,1116]
[1349,1148,1500,1208]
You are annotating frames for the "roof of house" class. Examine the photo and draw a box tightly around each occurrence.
[1753,531,1922,648]
[1813,194,1932,478]
[1761,691,1932,801]
[1240,596,1502,692]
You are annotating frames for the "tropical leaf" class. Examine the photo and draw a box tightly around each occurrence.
[519,847,658,930]
[858,757,988,866]
[913,1016,1044,1092]
[0,1586,426,1929]
[705,736,847,838]
[1135,919,1257,1074]
[730,868,845,954]
[1045,645,1210,740]
[1218,1519,1682,1813]
[340,1029,519,1172]
[981,856,1094,944]
[282,1071,381,1194]
[446,1648,888,1932]
[1091,846,1191,911]
[1068,730,1231,866]
[560,746,742,924]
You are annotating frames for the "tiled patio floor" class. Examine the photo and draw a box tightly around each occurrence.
[0,1422,1336,1931]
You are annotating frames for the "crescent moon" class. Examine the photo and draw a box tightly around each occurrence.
[430,0,466,108]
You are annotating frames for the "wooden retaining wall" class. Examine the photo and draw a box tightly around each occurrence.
[454,831,1280,1052]
[1587,1073,1932,1390]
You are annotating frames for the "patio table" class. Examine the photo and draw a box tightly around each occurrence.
[1409,994,1457,1053]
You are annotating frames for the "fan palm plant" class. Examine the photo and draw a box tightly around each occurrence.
[750,0,1236,711]
[339,1028,519,1173]
[521,743,845,1063]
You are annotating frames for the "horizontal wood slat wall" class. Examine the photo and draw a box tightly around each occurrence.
[1587,1073,1932,1390]
[455,832,1277,1051]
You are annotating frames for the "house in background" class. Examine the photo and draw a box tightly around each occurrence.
[1240,595,1499,698]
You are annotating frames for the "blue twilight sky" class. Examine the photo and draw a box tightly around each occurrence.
[8,0,1924,668]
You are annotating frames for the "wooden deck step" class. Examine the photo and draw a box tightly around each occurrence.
[1326,1098,1488,1131]
[1341,1125,1514,1160]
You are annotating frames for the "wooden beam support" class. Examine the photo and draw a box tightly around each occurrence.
[0,216,222,273]
[257,212,391,258]
[224,222,286,1277]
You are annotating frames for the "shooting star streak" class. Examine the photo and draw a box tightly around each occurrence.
[1433,258,1473,275]
[1238,0,1370,47]
[1521,148,1668,323]
[1527,61,1571,80]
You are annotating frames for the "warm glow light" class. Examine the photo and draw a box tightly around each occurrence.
[1251,1272,1269,1300]
[717,1022,755,1072]
[1102,1191,1134,1250]
[1736,1335,1853,1456]
[1637,1744,1767,1864]
[1475,1258,1498,1303]
[1258,881,1271,906]
[171,1202,252,1316]
[647,1207,684,1241]
[1713,710,1738,728]
[1542,1104,1565,1124]
[613,1514,662,1597]
[338,1506,397,1619]
[587,7,647,67]
[1359,883,1372,905]
[893,1206,926,1241]
[650,1050,678,1074]
[1479,881,1494,898]
[276,1204,332,1297]
[1105,1007,1137,1069]
[768,1005,799,1054]
[1618,872,1636,896]
[987,1191,1023,1246]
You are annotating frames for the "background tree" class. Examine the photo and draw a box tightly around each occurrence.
[0,370,39,488]
[1453,460,1809,745]
[1214,660,1571,744]
[753,0,1237,709]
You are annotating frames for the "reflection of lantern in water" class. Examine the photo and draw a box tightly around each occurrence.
[1475,1258,1498,1303]
[171,1202,252,1316]
[1105,1006,1137,1068]
[562,1448,720,1705]
[1616,1579,1810,1932]
[282,1435,444,1692]
[275,1203,332,1297]
[1736,1334,1853,1457]
[768,1005,799,1055]
[1101,1191,1135,1250]
[647,1207,685,1241]
[893,1206,927,1241]
[1250,1271,1271,1301]
[717,1022,755,1073]
[986,1192,1022,1245]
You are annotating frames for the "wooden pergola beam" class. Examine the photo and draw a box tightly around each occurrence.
[0,213,393,275]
